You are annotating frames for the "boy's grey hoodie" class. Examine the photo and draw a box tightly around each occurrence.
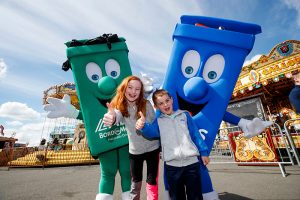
[142,109,208,167]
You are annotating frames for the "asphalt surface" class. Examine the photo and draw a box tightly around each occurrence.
[0,162,299,200]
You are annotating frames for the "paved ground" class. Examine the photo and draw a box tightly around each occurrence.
[0,162,299,200]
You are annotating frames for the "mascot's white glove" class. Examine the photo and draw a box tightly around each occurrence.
[44,94,79,119]
[140,72,154,98]
[238,117,274,139]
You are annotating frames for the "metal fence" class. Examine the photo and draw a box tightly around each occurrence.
[283,118,300,166]
[210,122,300,177]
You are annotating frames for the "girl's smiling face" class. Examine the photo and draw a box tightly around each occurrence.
[125,80,142,103]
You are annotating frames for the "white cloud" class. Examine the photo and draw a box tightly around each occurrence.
[5,121,44,147]
[3,112,52,146]
[6,120,23,127]
[243,54,262,66]
[2,111,82,147]
[0,0,204,75]
[0,59,7,79]
[0,102,41,121]
[282,0,300,26]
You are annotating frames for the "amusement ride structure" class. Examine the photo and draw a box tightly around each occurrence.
[8,83,97,167]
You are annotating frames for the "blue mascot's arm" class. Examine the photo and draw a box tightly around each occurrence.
[141,118,161,139]
[223,111,240,125]
[185,112,208,156]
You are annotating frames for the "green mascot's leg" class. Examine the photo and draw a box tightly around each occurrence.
[118,145,131,199]
[96,146,131,200]
[96,149,118,200]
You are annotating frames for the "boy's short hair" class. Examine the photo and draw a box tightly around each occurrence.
[152,89,171,105]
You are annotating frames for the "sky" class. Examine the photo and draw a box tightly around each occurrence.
[0,0,299,146]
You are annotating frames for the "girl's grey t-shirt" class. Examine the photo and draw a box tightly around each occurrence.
[115,101,160,155]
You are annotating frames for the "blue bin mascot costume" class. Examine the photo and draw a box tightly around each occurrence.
[162,16,273,200]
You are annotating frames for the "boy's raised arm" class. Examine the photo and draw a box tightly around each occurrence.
[136,111,160,138]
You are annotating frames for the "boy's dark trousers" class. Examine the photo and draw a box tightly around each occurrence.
[165,162,203,200]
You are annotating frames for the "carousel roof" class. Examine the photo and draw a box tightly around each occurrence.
[232,40,300,100]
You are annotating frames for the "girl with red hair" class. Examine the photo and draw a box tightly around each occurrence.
[103,75,160,200]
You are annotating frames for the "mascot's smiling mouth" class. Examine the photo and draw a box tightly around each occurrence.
[177,94,207,116]
[97,98,111,108]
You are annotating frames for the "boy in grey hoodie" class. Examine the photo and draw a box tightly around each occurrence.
[136,89,209,200]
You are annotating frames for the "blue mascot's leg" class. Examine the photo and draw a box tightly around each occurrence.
[200,163,213,193]
[200,163,219,200]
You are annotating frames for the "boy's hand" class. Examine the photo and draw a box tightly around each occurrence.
[103,102,116,127]
[136,111,146,130]
[201,156,210,166]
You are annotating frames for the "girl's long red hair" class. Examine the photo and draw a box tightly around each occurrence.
[111,76,147,118]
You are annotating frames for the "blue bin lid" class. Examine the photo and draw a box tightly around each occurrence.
[173,15,262,50]
[181,15,261,35]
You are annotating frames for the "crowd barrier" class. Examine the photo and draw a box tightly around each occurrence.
[283,118,300,166]
[211,122,299,177]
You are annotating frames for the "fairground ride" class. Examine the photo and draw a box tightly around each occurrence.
[228,40,300,124]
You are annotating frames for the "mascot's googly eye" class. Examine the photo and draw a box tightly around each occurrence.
[181,50,200,78]
[202,54,225,83]
[86,62,103,83]
[105,59,120,79]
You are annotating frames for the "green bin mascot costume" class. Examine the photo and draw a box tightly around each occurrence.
[44,34,133,200]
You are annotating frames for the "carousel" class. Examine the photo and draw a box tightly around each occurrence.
[9,83,98,167]
[230,40,300,121]
[219,40,300,164]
